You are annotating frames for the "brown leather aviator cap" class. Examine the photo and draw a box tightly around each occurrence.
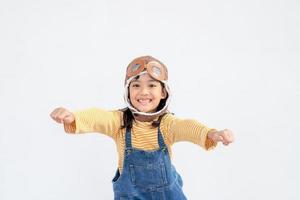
[125,55,168,83]
[123,55,172,120]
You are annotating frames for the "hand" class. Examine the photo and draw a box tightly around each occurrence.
[208,129,234,146]
[50,107,75,125]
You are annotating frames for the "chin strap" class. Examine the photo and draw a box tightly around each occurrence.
[124,71,172,119]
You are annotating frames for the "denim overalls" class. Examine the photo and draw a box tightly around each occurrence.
[112,126,187,200]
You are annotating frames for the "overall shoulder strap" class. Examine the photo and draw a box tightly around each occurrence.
[125,127,132,148]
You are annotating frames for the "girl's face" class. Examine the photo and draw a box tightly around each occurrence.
[129,73,167,113]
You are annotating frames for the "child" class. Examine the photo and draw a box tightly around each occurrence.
[50,55,234,200]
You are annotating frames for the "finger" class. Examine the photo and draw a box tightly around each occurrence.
[51,112,63,123]
[50,108,60,119]
[50,107,65,121]
[226,136,233,143]
[221,129,234,144]
[224,136,234,145]
[55,112,66,123]
[51,109,66,123]
[58,109,71,123]
[218,134,225,143]
[218,134,230,146]
[226,132,234,143]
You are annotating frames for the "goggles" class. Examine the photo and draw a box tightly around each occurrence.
[126,58,168,82]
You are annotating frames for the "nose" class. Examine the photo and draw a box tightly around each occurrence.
[140,86,150,95]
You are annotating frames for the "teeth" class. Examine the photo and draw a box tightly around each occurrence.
[138,99,151,104]
[138,99,150,102]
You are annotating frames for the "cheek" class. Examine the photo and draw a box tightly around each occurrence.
[157,88,166,98]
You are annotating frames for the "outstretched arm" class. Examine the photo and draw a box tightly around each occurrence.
[50,107,122,139]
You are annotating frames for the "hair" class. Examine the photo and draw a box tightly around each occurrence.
[121,107,167,129]
[121,75,168,129]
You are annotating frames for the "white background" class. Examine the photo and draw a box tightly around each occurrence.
[1,0,299,199]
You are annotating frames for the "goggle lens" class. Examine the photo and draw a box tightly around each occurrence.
[151,66,161,78]
[131,63,141,72]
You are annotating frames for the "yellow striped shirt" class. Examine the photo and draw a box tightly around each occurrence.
[64,108,217,173]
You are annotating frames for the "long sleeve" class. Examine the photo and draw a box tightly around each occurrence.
[161,113,217,150]
[63,108,123,140]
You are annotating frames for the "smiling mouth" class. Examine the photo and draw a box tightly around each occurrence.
[137,99,152,105]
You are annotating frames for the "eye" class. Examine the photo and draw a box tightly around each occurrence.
[131,83,140,88]
[149,84,157,88]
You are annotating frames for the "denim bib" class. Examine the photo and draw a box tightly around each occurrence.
[112,126,187,200]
